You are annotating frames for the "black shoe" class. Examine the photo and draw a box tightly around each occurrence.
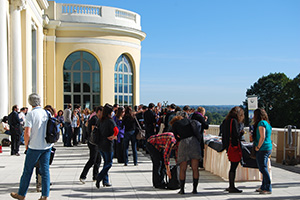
[155,185,166,189]
[96,180,100,189]
[192,189,198,194]
[124,163,128,166]
[178,189,185,194]
[228,187,242,193]
[15,153,20,156]
[103,183,112,187]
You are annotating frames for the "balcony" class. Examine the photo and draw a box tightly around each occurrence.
[46,2,142,31]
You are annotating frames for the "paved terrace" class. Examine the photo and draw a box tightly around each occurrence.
[1,142,300,200]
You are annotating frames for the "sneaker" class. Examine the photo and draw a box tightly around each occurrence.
[10,192,25,200]
[255,188,262,192]
[124,163,128,166]
[103,183,112,187]
[259,190,272,194]
[79,178,86,184]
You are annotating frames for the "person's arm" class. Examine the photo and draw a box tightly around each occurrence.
[163,138,175,179]
[255,126,266,151]
[24,127,31,150]
[76,115,80,127]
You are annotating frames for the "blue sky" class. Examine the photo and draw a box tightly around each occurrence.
[56,0,300,105]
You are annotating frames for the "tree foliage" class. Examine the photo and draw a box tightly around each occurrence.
[245,73,300,128]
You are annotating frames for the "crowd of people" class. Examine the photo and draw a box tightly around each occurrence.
[0,94,273,199]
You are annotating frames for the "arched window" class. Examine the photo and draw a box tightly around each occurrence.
[63,51,100,109]
[114,54,133,106]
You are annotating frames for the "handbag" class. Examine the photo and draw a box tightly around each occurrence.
[227,119,242,162]
[166,165,180,190]
[134,116,145,140]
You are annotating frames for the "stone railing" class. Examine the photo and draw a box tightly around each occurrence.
[206,125,300,163]
[62,4,101,16]
[115,9,136,22]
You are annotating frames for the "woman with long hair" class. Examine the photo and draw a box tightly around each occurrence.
[122,106,138,166]
[113,107,125,163]
[253,108,272,194]
[71,109,80,146]
[221,106,244,193]
[95,104,119,188]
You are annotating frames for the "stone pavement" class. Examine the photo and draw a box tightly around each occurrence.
[1,142,300,200]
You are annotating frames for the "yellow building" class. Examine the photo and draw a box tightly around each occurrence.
[0,0,146,118]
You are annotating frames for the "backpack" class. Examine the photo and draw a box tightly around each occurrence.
[45,110,60,143]
[166,165,180,190]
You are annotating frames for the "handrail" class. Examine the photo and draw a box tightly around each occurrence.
[115,9,136,22]
[62,4,101,16]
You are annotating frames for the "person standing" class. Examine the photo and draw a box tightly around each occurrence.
[19,107,27,145]
[221,106,244,193]
[253,108,272,194]
[122,106,138,166]
[10,93,53,200]
[113,107,125,163]
[56,110,64,144]
[95,104,119,188]
[79,106,102,183]
[63,104,72,147]
[71,109,80,146]
[144,103,156,140]
[8,105,22,156]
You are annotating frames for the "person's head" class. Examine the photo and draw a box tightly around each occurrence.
[44,105,55,116]
[74,104,81,111]
[183,105,190,113]
[113,104,119,111]
[57,110,63,116]
[20,107,26,113]
[2,116,8,123]
[169,115,184,126]
[170,103,176,110]
[157,102,162,109]
[95,106,103,118]
[125,106,133,117]
[116,107,124,118]
[197,106,206,115]
[12,105,19,112]
[253,108,270,125]
[67,104,72,109]
[148,103,155,110]
[28,93,41,107]
[175,106,181,112]
[225,106,244,123]
[101,104,113,121]
[142,105,148,112]
[84,108,91,115]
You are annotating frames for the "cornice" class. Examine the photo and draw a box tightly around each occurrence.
[11,0,26,11]
[36,0,49,10]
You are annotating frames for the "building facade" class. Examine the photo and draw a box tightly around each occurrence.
[0,0,146,118]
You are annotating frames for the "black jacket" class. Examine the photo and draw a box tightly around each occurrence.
[191,112,209,134]
[98,118,117,152]
[221,118,241,150]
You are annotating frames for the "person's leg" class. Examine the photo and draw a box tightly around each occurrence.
[80,142,96,180]
[123,132,130,165]
[96,151,113,188]
[93,148,102,181]
[116,138,124,163]
[39,148,51,197]
[228,161,242,193]
[191,159,200,194]
[18,149,41,196]
[256,150,272,192]
[178,161,187,194]
[130,131,138,165]
[15,132,21,153]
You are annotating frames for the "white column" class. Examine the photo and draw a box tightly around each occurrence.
[0,0,8,118]
[10,0,26,107]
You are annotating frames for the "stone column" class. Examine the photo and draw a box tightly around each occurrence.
[0,0,8,118]
[10,0,26,107]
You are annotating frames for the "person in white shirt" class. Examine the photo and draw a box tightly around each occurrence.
[11,93,53,200]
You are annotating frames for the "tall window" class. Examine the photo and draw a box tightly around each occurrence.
[114,54,133,106]
[63,51,100,109]
[31,23,37,93]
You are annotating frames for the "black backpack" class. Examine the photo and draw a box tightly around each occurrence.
[45,110,60,143]
[166,165,180,190]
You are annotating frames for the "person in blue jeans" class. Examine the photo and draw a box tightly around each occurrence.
[95,104,119,189]
[253,108,272,194]
[122,106,138,166]
[11,93,53,200]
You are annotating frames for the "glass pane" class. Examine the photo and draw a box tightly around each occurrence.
[74,83,80,92]
[129,75,132,84]
[64,52,80,70]
[83,83,90,92]
[119,84,123,93]
[129,96,132,105]
[114,74,117,83]
[73,73,80,83]
[119,64,123,72]
[82,52,99,70]
[115,95,118,104]
[124,75,128,84]
[93,95,100,104]
[124,65,128,72]
[64,83,71,92]
[124,85,128,93]
[64,95,71,103]
[114,63,118,72]
[83,73,90,83]
[114,83,117,93]
[124,96,128,104]
[93,82,100,93]
[73,61,80,70]
[63,60,72,70]
[82,61,90,71]
[119,95,123,104]
[93,73,100,82]
[119,74,122,84]
[129,84,132,93]
[74,95,80,104]
[83,95,90,109]
[63,72,71,82]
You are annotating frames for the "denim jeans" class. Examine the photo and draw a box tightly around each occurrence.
[123,130,137,165]
[96,151,113,184]
[64,122,72,146]
[18,148,51,197]
[256,150,272,192]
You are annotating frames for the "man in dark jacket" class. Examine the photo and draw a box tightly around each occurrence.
[144,103,157,140]
[8,105,22,156]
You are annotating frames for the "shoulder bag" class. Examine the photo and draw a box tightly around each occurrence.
[227,119,242,162]
[134,116,145,140]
